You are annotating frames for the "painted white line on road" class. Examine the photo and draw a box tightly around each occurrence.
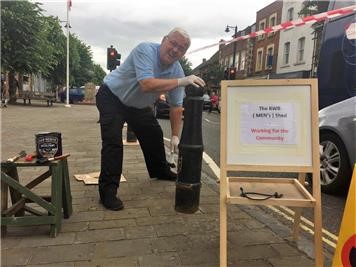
[204,118,220,125]
[164,137,220,181]
[278,205,338,242]
[267,205,337,248]
[202,151,220,180]
[164,136,336,247]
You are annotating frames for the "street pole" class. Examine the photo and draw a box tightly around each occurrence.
[225,25,238,69]
[65,2,71,108]
[232,26,237,68]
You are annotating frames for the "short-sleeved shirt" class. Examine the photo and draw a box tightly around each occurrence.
[104,42,185,108]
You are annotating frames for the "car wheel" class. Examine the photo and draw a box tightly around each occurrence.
[319,131,351,194]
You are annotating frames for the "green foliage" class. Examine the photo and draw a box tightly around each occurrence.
[91,64,106,85]
[69,34,94,86]
[179,56,193,75]
[42,16,67,86]
[298,1,329,17]
[201,63,225,88]
[1,1,48,73]
[298,1,330,31]
[1,0,101,94]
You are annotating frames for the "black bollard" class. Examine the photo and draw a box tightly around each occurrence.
[175,85,204,213]
[126,124,137,142]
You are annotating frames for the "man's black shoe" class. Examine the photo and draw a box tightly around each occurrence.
[155,169,177,181]
[101,196,124,211]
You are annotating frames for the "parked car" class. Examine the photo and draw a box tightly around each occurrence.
[59,88,85,103]
[318,97,355,194]
[202,93,211,111]
[153,94,170,118]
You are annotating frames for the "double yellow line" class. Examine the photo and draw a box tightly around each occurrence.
[267,205,338,248]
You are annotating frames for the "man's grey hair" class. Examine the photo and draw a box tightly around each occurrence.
[167,27,191,47]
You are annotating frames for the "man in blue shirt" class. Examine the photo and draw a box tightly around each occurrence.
[96,28,205,210]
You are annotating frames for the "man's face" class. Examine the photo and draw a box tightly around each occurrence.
[160,32,189,67]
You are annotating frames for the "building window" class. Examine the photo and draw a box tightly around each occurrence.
[240,50,246,70]
[258,19,266,40]
[265,45,274,69]
[297,37,305,63]
[283,42,290,65]
[287,8,294,21]
[234,53,239,69]
[268,13,277,37]
[269,14,276,27]
[256,48,263,71]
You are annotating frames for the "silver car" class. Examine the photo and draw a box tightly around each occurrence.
[318,96,356,194]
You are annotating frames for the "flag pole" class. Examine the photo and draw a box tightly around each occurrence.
[65,0,71,107]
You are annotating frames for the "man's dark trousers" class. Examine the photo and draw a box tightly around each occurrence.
[96,84,169,198]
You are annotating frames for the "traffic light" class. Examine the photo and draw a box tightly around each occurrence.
[107,46,121,71]
[228,67,236,80]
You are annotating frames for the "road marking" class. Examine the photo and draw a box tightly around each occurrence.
[164,137,220,181]
[278,205,338,242]
[163,136,337,248]
[267,205,337,248]
[204,118,220,125]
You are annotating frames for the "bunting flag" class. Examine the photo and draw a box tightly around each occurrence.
[187,4,356,55]
[67,0,72,10]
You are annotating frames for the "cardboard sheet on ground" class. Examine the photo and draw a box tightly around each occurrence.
[74,172,126,185]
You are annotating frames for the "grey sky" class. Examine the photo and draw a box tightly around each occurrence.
[36,0,274,71]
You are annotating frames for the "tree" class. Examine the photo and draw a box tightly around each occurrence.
[1,0,103,102]
[179,56,193,75]
[42,16,67,88]
[1,1,49,102]
[92,64,106,85]
[201,63,225,91]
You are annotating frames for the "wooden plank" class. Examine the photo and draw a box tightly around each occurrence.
[310,79,324,267]
[25,170,51,189]
[62,159,72,218]
[292,173,306,240]
[227,177,315,205]
[24,206,47,216]
[225,164,313,173]
[1,172,56,214]
[2,198,26,216]
[1,178,8,235]
[50,164,63,236]
[220,81,228,267]
[2,216,55,226]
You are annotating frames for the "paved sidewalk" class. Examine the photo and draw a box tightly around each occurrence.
[1,103,332,266]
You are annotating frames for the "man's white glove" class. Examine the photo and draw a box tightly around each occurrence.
[178,75,206,88]
[170,135,180,154]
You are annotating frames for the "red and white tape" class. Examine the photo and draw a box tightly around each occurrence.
[187,5,356,55]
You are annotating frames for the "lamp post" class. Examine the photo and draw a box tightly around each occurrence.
[64,20,71,108]
[225,25,238,68]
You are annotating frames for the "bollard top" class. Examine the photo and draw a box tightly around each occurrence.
[185,85,204,97]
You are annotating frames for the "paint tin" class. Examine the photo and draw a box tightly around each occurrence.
[35,132,62,159]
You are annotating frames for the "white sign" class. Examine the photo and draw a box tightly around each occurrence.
[240,103,297,145]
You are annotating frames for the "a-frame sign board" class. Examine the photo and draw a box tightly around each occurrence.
[219,79,323,267]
